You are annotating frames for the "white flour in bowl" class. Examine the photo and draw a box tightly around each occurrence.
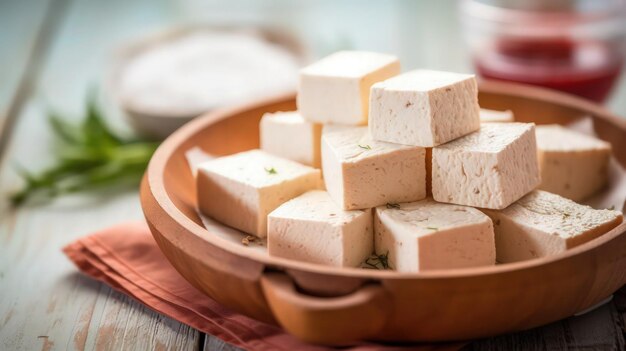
[118,31,300,118]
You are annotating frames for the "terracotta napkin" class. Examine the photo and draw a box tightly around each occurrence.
[63,221,464,351]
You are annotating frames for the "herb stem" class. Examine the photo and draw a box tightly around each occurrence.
[10,95,158,206]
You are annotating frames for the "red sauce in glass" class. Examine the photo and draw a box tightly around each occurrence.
[475,38,623,102]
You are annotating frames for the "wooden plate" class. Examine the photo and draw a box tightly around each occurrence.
[141,81,626,345]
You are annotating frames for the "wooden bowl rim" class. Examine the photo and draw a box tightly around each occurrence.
[146,81,626,279]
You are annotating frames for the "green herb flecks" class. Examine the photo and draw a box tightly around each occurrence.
[363,251,392,270]
[264,167,277,175]
[10,94,159,206]
[426,226,438,231]
[386,202,400,209]
[357,144,371,150]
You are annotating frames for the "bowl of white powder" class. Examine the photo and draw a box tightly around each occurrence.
[110,25,306,138]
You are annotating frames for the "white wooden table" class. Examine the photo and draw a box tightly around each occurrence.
[1,1,625,350]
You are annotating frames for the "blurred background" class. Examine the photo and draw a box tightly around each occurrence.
[2,0,625,140]
[2,0,625,204]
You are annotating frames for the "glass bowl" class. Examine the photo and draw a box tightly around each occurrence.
[460,0,626,102]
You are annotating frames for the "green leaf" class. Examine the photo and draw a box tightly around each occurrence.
[49,112,83,145]
[10,94,158,206]
[83,93,122,148]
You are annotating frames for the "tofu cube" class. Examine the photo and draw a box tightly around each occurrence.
[480,108,514,123]
[297,51,400,125]
[197,150,321,238]
[260,111,322,168]
[374,199,496,272]
[322,126,426,210]
[432,123,541,209]
[536,125,611,201]
[369,69,480,147]
[268,190,373,267]
[482,190,623,263]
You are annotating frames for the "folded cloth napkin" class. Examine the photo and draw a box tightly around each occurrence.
[63,221,465,351]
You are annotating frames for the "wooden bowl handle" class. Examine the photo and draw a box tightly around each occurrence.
[260,272,390,345]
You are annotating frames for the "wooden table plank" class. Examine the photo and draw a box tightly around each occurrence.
[0,0,201,349]
[83,287,199,350]
[466,300,625,350]
[0,0,51,111]
[204,335,241,351]
[0,0,56,152]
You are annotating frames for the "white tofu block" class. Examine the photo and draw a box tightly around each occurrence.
[268,190,373,267]
[297,51,400,125]
[369,69,480,147]
[322,126,426,210]
[536,124,611,201]
[432,123,541,210]
[482,190,623,263]
[197,149,321,238]
[260,111,322,168]
[480,108,514,123]
[374,199,495,272]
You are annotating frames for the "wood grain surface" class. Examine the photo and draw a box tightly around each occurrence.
[466,295,626,350]
[0,0,52,140]
[1,1,626,350]
[0,0,201,349]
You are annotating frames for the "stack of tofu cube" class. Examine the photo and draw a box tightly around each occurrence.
[197,51,623,271]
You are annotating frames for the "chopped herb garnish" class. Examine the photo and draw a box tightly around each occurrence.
[386,202,400,209]
[264,167,277,175]
[357,144,372,150]
[608,205,616,210]
[363,251,391,270]
[426,226,438,231]
[562,213,571,219]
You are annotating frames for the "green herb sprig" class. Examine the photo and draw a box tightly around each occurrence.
[10,95,159,206]
[363,251,391,270]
